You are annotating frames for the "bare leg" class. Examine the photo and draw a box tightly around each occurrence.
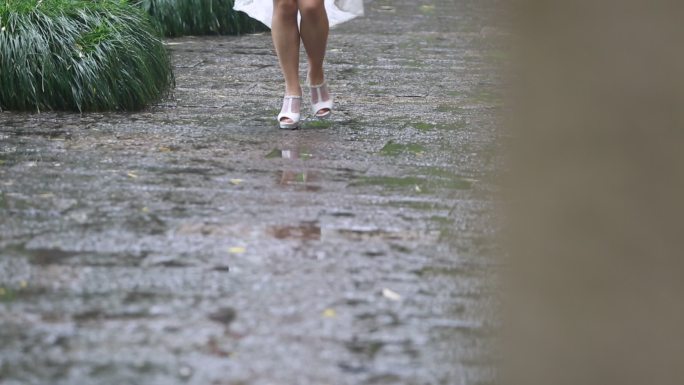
[272,0,302,123]
[298,0,329,86]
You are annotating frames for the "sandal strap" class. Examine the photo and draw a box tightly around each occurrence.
[280,95,302,109]
[278,96,301,121]
[309,82,332,114]
[309,83,330,99]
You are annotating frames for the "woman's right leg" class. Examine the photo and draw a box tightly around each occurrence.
[272,0,302,98]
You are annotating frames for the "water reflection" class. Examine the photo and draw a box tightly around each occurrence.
[269,147,321,192]
[265,148,314,160]
[277,170,321,192]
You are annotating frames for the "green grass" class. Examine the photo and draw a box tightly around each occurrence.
[379,140,426,156]
[137,0,267,37]
[412,122,435,131]
[0,0,173,111]
[304,119,333,129]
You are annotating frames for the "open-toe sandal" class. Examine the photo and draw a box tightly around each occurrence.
[309,82,333,119]
[277,95,302,129]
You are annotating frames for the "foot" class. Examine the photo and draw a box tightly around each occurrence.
[277,95,302,129]
[309,81,333,118]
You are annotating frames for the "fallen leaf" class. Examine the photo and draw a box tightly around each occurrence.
[19,281,27,288]
[228,246,246,254]
[230,179,243,185]
[127,172,138,179]
[141,207,150,213]
[414,185,422,193]
[322,308,337,318]
[382,288,402,301]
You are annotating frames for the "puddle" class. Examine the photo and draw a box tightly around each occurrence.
[9,244,149,267]
[7,129,72,140]
[268,221,321,241]
[266,223,434,243]
[267,147,323,190]
[334,227,436,242]
[267,147,322,191]
[384,200,451,211]
[413,265,484,278]
[350,175,472,192]
[19,247,83,265]
[276,170,321,191]
[345,339,385,359]
[266,148,315,160]
[153,166,217,176]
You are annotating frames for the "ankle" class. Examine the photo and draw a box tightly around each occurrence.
[307,69,325,86]
[285,84,302,96]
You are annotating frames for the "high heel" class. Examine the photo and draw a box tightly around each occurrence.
[277,95,302,129]
[309,82,333,119]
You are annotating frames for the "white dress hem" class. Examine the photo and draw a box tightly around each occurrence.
[233,0,364,29]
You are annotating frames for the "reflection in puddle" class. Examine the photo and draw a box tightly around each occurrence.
[269,221,321,241]
[277,170,321,191]
[265,148,314,160]
[270,148,321,191]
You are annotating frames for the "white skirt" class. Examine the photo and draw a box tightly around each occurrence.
[233,0,364,29]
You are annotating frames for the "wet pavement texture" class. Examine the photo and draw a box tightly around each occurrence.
[0,1,502,384]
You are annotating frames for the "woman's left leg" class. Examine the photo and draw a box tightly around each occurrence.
[298,0,329,85]
[298,0,332,116]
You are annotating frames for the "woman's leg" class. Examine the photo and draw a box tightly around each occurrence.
[272,0,302,97]
[298,0,329,86]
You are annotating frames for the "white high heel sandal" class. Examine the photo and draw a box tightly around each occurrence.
[309,82,333,119]
[277,95,302,129]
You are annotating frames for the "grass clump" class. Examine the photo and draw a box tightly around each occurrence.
[379,140,427,156]
[0,0,173,112]
[137,0,267,37]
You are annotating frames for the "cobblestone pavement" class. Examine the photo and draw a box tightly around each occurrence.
[0,1,503,384]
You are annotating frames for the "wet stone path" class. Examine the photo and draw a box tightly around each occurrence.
[0,1,502,384]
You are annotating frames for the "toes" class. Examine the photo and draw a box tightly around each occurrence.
[316,108,331,117]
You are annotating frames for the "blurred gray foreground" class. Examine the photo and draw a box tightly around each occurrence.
[506,1,684,385]
[0,1,502,384]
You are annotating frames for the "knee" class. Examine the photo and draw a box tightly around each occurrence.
[298,0,325,19]
[274,0,298,16]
